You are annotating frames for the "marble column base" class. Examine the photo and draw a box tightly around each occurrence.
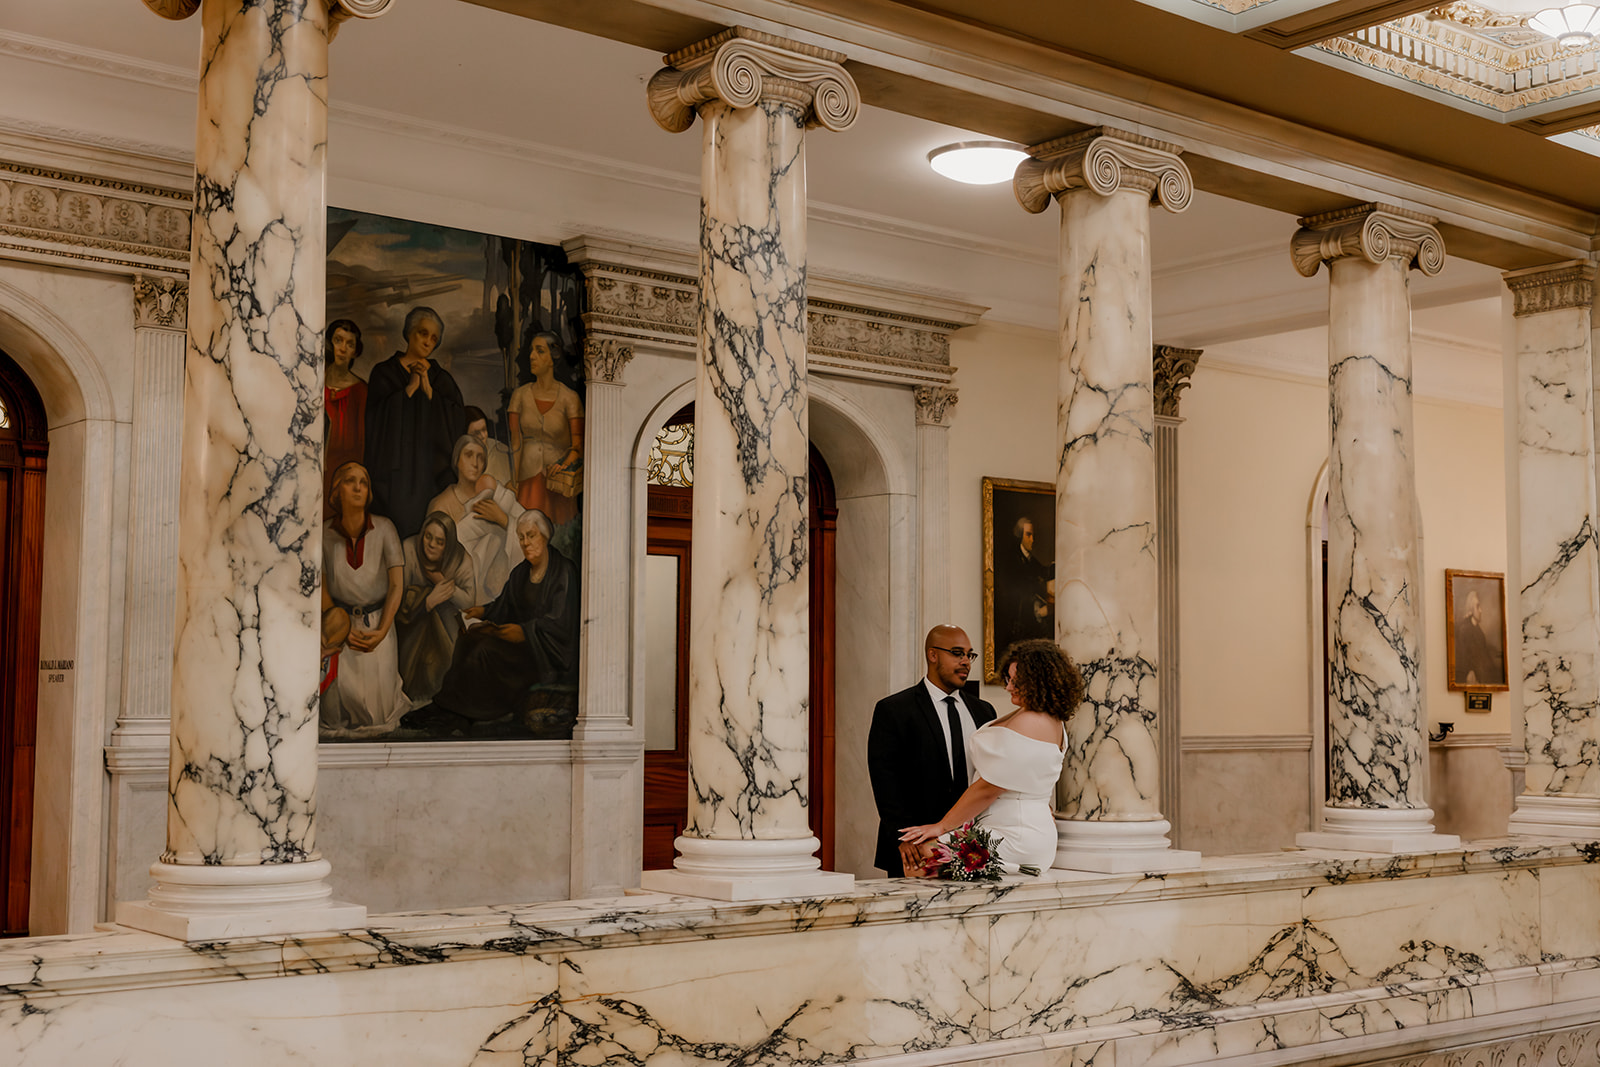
[1297,807,1460,854]
[1508,795,1600,838]
[640,836,854,901]
[115,859,366,942]
[1053,818,1202,873]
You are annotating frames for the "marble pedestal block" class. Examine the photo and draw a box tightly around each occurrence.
[116,860,366,942]
[641,29,859,899]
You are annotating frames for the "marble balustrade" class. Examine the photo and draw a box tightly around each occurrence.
[7,845,1600,1064]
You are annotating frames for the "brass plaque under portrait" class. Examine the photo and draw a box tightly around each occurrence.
[981,476,1055,684]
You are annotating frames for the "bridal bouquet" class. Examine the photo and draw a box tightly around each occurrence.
[923,820,1005,882]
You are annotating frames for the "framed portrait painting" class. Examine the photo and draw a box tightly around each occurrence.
[1444,569,1508,692]
[981,476,1056,684]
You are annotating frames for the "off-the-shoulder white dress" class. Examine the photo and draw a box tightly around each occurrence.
[967,721,1065,874]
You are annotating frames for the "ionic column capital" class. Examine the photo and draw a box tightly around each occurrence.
[133,274,189,333]
[142,1,397,34]
[583,336,635,385]
[139,0,198,18]
[913,385,958,427]
[1291,203,1445,278]
[647,28,859,134]
[1014,127,1192,215]
[1152,345,1202,418]
[1503,260,1596,318]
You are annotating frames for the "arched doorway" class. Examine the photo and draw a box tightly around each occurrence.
[640,405,839,869]
[0,349,48,937]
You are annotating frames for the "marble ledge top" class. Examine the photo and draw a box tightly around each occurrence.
[3,839,1595,995]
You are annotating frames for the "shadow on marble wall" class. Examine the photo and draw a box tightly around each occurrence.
[1180,743,1311,854]
[1429,738,1514,841]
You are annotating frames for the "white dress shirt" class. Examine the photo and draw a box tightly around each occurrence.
[923,677,978,784]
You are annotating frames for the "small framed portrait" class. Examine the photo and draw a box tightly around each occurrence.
[982,476,1056,684]
[1445,569,1508,692]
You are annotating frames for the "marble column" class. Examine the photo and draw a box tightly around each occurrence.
[569,337,645,897]
[1502,261,1600,837]
[114,276,189,750]
[118,0,391,941]
[1153,345,1200,849]
[1015,128,1200,873]
[640,28,857,900]
[915,385,958,647]
[1291,204,1458,854]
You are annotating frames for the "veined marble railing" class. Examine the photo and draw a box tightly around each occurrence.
[4,843,1600,1065]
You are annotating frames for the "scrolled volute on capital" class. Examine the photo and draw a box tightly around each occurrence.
[647,29,859,134]
[1290,204,1445,279]
[1014,128,1192,215]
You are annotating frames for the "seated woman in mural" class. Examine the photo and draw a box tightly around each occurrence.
[321,461,411,737]
[323,319,367,506]
[364,306,465,539]
[508,332,583,528]
[898,639,1083,876]
[426,435,524,604]
[395,511,475,704]
[407,509,578,730]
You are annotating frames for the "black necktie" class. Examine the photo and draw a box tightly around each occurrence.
[945,695,967,786]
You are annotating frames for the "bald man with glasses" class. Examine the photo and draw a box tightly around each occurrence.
[867,624,997,876]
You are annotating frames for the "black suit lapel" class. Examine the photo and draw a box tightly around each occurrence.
[911,684,957,791]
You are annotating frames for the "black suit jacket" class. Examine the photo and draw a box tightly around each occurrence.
[867,682,997,875]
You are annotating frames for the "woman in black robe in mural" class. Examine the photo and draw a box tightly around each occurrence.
[415,508,578,728]
[364,305,465,538]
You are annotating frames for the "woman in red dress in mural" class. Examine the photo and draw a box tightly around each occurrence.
[324,319,367,508]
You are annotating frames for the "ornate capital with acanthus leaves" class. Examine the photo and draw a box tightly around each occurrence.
[140,0,394,27]
[1152,345,1202,419]
[1290,203,1444,279]
[913,386,958,427]
[133,274,189,332]
[1014,127,1192,215]
[583,337,635,385]
[1503,260,1595,319]
[647,28,859,134]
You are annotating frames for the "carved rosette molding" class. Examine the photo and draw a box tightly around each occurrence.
[1014,127,1193,215]
[1153,345,1203,418]
[0,162,190,274]
[583,336,634,384]
[646,27,859,133]
[132,274,189,332]
[1291,203,1445,278]
[913,386,958,427]
[1503,259,1596,318]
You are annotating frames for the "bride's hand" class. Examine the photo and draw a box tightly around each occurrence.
[899,823,944,846]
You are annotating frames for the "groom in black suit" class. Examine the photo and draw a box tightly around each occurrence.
[867,624,997,876]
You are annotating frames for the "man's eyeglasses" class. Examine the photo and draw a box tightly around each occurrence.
[931,646,979,662]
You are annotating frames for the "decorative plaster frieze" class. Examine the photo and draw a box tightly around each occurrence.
[132,274,188,332]
[913,385,958,426]
[1503,260,1596,318]
[1014,126,1192,215]
[1365,1023,1599,1067]
[0,159,190,274]
[647,28,859,133]
[1153,344,1203,418]
[582,336,634,384]
[1291,203,1445,278]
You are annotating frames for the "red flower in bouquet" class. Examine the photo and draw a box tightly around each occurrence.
[934,820,1006,881]
[956,838,990,874]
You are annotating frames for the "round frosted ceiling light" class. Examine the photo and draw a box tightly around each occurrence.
[1530,2,1600,48]
[927,141,1029,185]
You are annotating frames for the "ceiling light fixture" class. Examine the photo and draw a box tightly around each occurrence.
[1529,2,1600,48]
[927,141,1029,185]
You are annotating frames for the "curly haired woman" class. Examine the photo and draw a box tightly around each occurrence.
[899,638,1085,875]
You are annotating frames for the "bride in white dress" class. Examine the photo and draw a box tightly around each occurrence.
[900,639,1084,875]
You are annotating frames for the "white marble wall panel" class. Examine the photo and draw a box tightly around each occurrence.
[1538,863,1600,959]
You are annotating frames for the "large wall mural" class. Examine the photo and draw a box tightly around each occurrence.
[319,208,585,742]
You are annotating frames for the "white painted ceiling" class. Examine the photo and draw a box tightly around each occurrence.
[0,0,1510,401]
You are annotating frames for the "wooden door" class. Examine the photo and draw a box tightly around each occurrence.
[641,413,837,870]
[0,351,47,937]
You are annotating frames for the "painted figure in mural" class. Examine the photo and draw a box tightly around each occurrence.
[1454,588,1502,687]
[321,461,411,737]
[508,332,584,527]
[427,435,525,604]
[411,509,579,731]
[464,405,513,488]
[364,306,466,538]
[395,511,476,704]
[323,319,367,507]
[997,516,1054,650]
[898,639,1082,877]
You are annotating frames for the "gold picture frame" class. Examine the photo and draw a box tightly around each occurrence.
[1444,568,1509,692]
[981,476,1056,684]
